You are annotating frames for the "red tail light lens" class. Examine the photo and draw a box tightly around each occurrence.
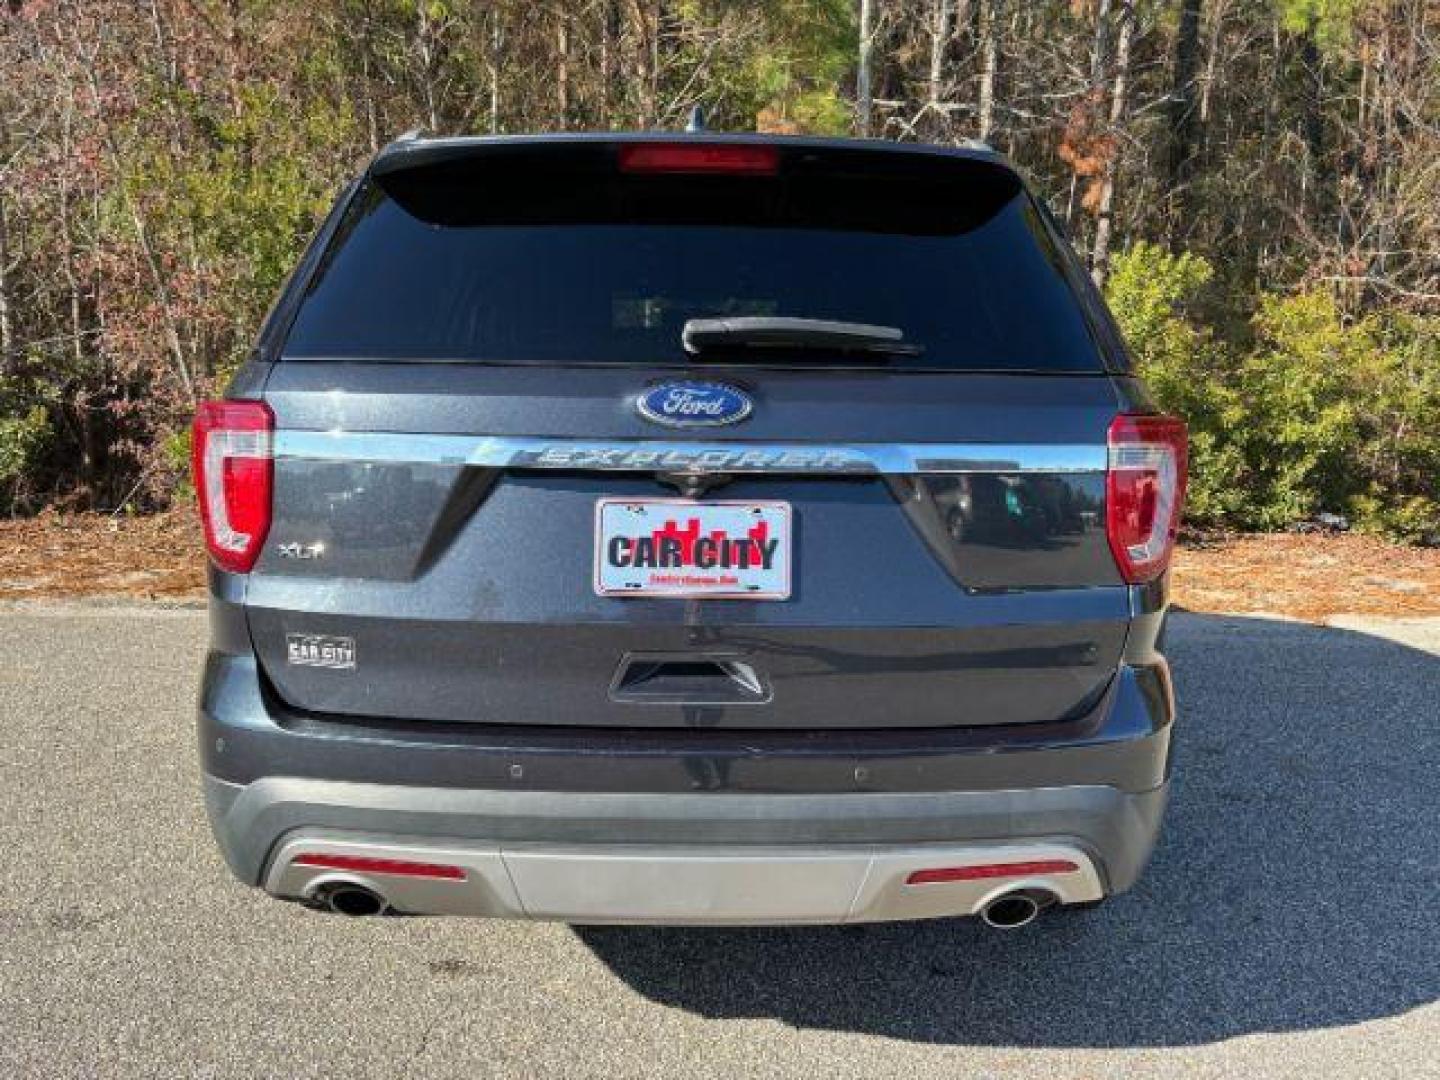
[1106,414,1188,583]
[618,142,779,175]
[191,400,273,574]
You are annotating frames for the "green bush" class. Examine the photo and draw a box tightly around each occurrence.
[1107,245,1440,542]
[1104,243,1249,525]
[1245,294,1439,540]
[0,401,53,509]
[162,426,195,503]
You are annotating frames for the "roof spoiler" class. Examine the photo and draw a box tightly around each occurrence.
[367,131,1011,181]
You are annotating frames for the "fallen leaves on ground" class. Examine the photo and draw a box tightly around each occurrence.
[0,510,206,602]
[1172,531,1439,621]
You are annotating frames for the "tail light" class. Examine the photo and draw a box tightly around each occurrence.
[1105,414,1188,583]
[191,400,274,573]
[618,142,779,175]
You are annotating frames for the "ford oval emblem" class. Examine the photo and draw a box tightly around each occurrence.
[637,381,753,428]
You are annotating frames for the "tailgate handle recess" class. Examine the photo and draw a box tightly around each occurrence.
[609,654,771,705]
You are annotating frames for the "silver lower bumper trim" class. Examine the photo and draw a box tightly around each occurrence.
[265,832,1103,925]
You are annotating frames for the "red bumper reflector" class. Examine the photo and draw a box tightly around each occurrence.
[293,853,467,881]
[618,142,779,175]
[905,860,1079,886]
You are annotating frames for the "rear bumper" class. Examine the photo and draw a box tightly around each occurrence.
[206,773,1167,922]
[199,609,1175,922]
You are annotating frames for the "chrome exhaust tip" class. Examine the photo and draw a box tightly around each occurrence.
[314,881,390,917]
[979,889,1055,930]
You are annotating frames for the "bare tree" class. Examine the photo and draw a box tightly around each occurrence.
[857,0,875,135]
[1166,0,1203,225]
[976,0,1002,142]
[1090,0,1134,286]
[924,0,956,135]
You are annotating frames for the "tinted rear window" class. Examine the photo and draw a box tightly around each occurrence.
[284,146,1103,372]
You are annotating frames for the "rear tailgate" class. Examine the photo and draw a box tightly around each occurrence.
[242,136,1129,731]
[247,363,1125,729]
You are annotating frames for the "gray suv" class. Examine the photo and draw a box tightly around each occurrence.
[195,133,1187,929]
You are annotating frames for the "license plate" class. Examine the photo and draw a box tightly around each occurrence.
[594,499,792,599]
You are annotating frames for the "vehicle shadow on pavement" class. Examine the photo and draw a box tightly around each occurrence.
[574,613,1440,1047]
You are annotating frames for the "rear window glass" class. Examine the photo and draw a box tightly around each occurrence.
[284,148,1103,372]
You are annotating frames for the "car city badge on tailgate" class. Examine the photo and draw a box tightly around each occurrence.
[636,381,752,428]
[595,499,791,599]
[286,634,356,669]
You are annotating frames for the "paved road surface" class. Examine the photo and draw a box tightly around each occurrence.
[1,604,1436,1078]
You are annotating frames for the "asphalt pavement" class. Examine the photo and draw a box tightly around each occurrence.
[1,603,1436,1078]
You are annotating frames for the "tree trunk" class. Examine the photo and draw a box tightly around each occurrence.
[926,0,953,134]
[360,0,379,151]
[600,0,616,127]
[977,0,1002,142]
[1091,0,1134,287]
[556,7,570,129]
[55,104,86,369]
[856,0,875,136]
[1166,0,1202,198]
[648,2,662,128]
[627,0,659,127]
[224,0,245,119]
[488,10,502,134]
[416,3,440,131]
[0,194,11,373]
[1297,18,1330,235]
[1089,0,1112,88]
[1198,0,1222,134]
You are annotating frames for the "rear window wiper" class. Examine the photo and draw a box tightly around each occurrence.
[682,317,923,359]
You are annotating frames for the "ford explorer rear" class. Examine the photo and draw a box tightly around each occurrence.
[195,133,1186,929]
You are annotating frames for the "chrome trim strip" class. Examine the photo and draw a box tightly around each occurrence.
[272,431,1105,474]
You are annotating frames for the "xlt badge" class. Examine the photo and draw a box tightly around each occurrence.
[277,541,325,560]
